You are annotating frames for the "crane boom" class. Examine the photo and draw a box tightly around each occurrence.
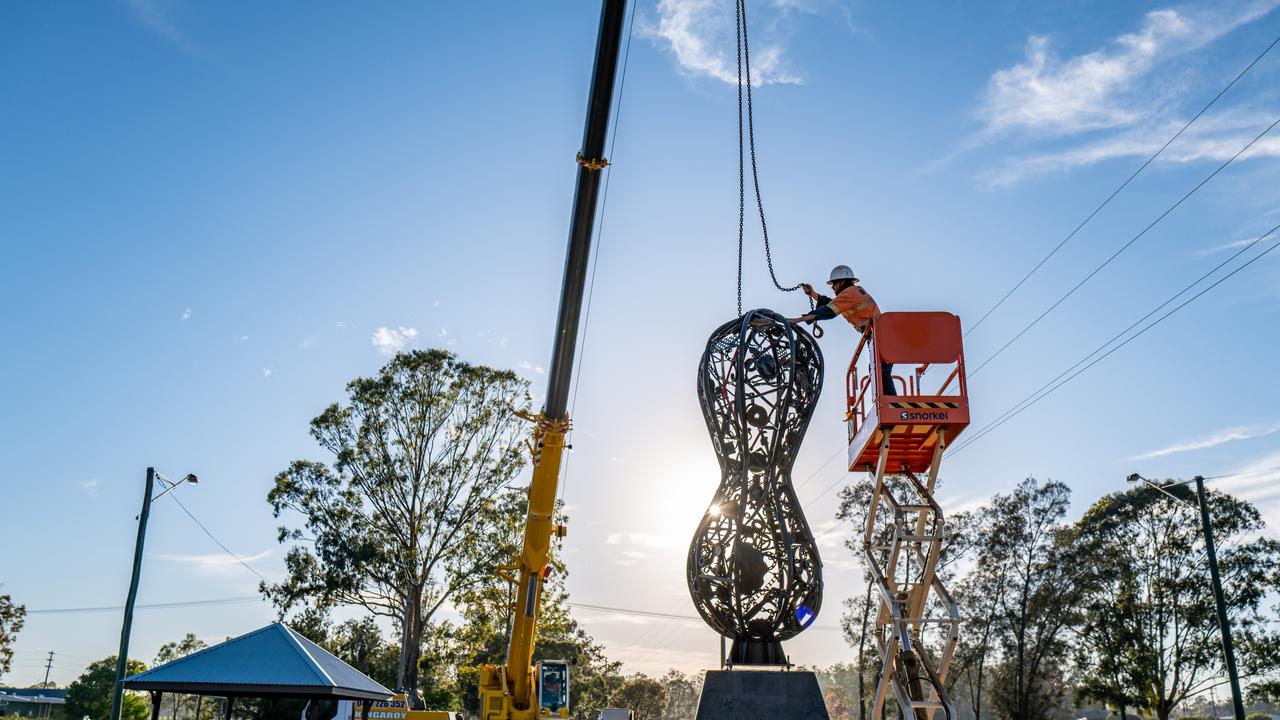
[477,2,627,718]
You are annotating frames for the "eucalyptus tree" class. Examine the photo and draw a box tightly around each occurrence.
[0,593,24,677]
[263,349,531,708]
[964,478,1081,720]
[1074,486,1280,720]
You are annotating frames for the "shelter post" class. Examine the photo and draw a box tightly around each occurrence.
[361,700,371,720]
[150,692,162,720]
[224,697,234,720]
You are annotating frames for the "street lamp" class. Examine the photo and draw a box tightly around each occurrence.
[109,468,198,720]
[1126,473,1245,720]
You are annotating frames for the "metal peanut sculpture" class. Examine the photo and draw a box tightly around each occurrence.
[687,309,825,665]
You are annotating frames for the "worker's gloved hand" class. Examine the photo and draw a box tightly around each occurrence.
[801,283,815,298]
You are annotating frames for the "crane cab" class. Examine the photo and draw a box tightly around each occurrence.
[846,312,969,473]
[536,660,570,719]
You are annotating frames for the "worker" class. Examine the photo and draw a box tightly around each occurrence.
[788,265,896,396]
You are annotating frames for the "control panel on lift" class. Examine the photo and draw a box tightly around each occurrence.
[846,312,970,473]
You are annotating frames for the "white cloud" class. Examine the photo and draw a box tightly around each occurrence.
[298,335,318,349]
[372,326,418,355]
[236,335,248,342]
[1212,451,1280,533]
[517,360,546,375]
[81,479,99,497]
[157,549,272,576]
[436,327,457,347]
[982,106,1280,186]
[127,0,211,59]
[606,532,672,548]
[979,3,1279,139]
[260,368,272,378]
[335,321,346,330]
[180,308,191,321]
[1132,423,1280,460]
[644,0,804,86]
[1197,237,1261,256]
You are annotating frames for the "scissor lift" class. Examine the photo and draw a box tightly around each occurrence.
[845,312,969,720]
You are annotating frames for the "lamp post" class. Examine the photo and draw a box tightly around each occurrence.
[1126,473,1244,720]
[110,468,198,720]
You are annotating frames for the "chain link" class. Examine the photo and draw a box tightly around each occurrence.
[735,0,812,318]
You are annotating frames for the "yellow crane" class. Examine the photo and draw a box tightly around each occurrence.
[476,2,627,718]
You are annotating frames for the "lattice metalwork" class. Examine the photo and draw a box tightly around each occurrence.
[686,309,824,665]
[863,436,959,720]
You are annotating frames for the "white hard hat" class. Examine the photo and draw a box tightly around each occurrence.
[827,265,858,284]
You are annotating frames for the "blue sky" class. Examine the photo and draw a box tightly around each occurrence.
[2,0,1280,685]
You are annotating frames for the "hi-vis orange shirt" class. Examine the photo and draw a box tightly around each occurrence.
[827,284,880,331]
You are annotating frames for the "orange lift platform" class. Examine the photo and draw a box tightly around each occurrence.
[845,312,969,720]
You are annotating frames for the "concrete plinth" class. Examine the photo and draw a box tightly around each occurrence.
[695,670,829,720]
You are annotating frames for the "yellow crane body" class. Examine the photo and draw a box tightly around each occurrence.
[476,1,626,718]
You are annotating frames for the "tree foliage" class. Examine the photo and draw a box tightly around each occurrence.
[1073,486,1280,720]
[0,593,25,676]
[155,633,208,665]
[66,657,149,720]
[263,349,531,708]
[658,670,701,720]
[451,492,624,719]
[609,675,668,720]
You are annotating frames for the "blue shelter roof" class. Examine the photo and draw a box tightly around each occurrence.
[122,623,392,701]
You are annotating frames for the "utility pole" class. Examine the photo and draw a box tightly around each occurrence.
[41,651,54,688]
[40,651,55,720]
[1194,475,1246,720]
[110,467,155,720]
[1127,473,1246,720]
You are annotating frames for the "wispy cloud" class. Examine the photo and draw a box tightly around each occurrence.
[297,335,318,350]
[372,326,418,355]
[436,327,457,347]
[157,549,272,576]
[517,360,546,376]
[1132,423,1280,460]
[1197,236,1267,256]
[80,479,99,497]
[982,108,1280,186]
[260,368,272,378]
[643,0,811,86]
[127,0,210,59]
[180,308,191,321]
[968,1,1280,185]
[606,532,673,548]
[979,2,1278,138]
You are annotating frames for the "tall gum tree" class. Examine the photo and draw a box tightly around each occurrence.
[1073,486,1280,720]
[263,349,531,709]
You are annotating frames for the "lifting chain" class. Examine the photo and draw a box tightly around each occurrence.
[733,0,815,327]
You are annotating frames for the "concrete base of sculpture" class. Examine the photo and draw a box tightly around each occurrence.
[695,670,829,720]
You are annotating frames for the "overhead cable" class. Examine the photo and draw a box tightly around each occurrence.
[952,222,1280,455]
[965,31,1280,339]
[968,113,1280,378]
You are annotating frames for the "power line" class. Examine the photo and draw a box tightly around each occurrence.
[165,493,269,583]
[954,220,1280,454]
[951,222,1280,455]
[560,0,637,507]
[568,601,842,633]
[1203,464,1280,481]
[965,30,1280,339]
[25,596,262,616]
[968,113,1280,378]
